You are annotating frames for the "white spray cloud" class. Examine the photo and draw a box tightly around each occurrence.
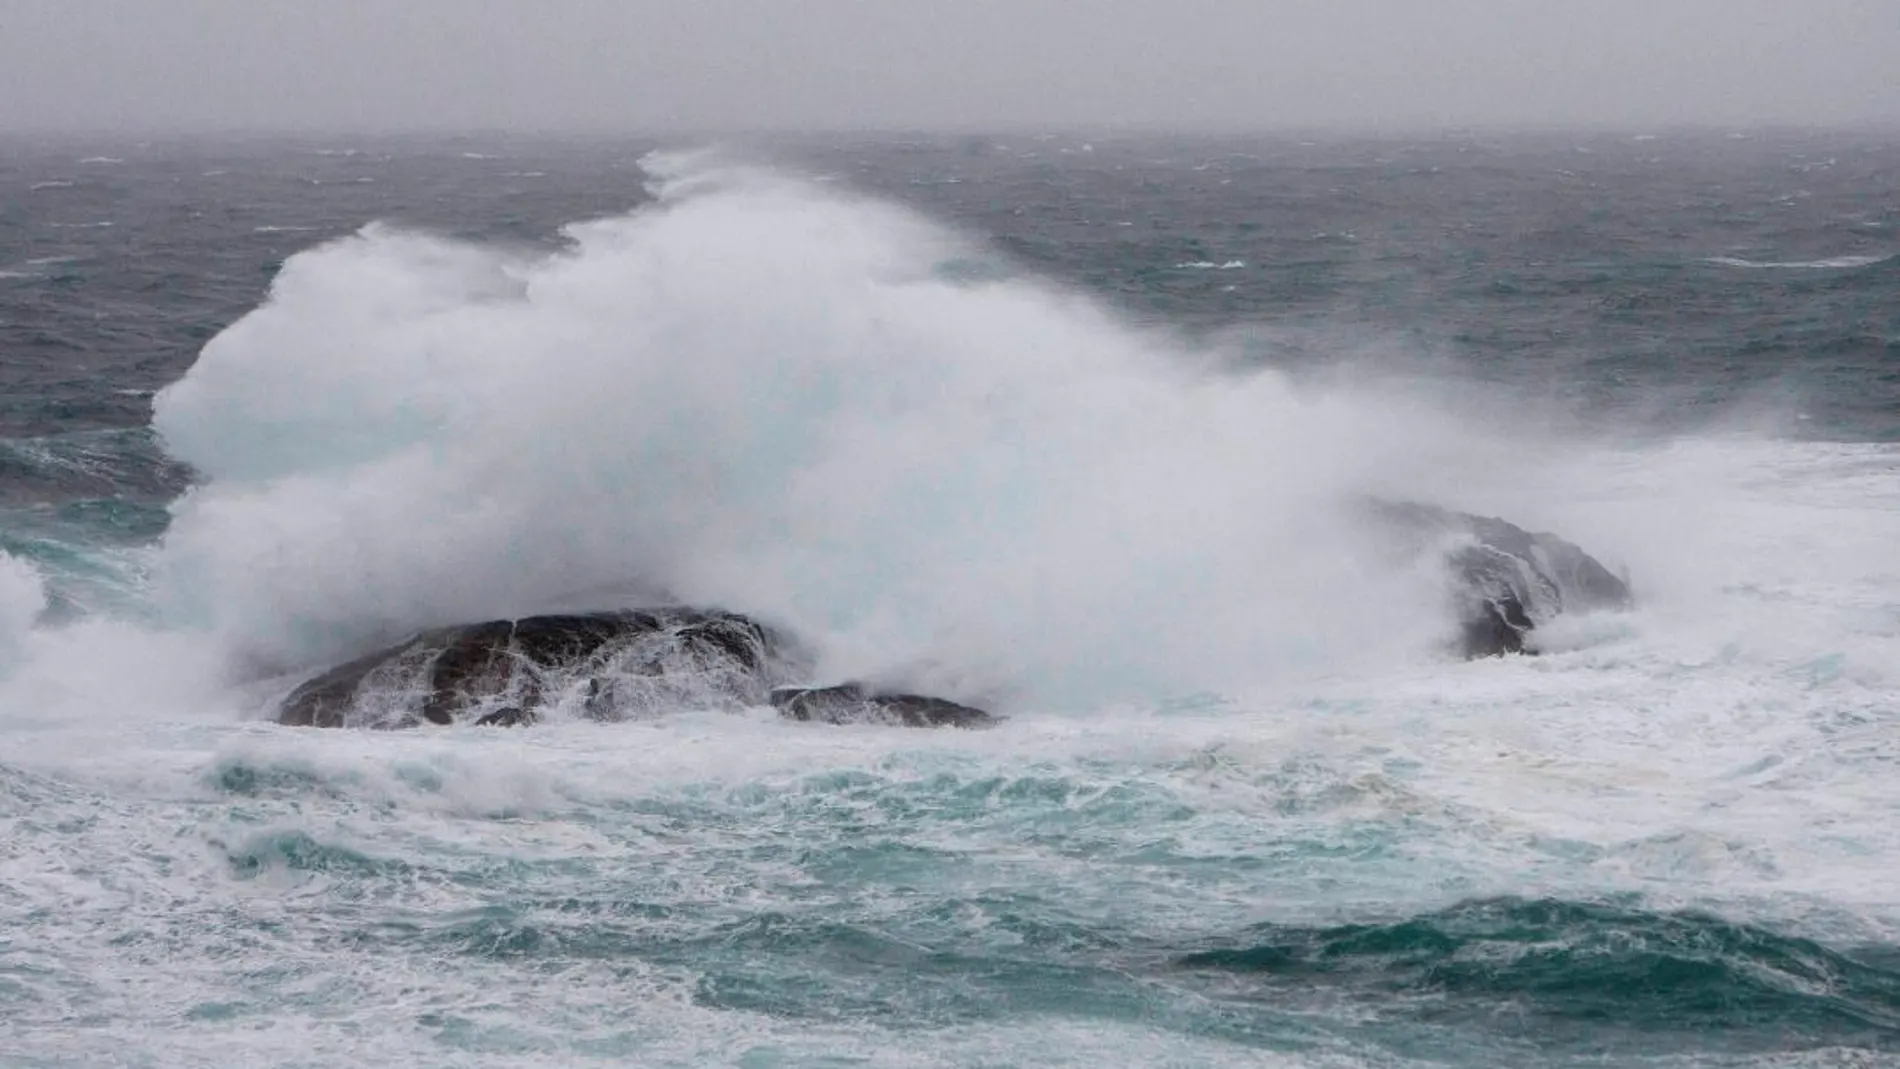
[152,155,1500,707]
[0,551,48,668]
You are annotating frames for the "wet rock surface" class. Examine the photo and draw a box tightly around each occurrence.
[275,608,995,730]
[1365,499,1633,657]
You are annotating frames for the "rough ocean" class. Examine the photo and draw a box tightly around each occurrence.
[2,131,1899,1067]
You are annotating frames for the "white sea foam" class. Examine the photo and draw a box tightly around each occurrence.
[0,256,82,280]
[1704,253,1892,270]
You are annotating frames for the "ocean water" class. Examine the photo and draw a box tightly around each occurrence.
[3,131,1900,1067]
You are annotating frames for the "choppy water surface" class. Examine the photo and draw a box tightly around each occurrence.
[3,132,1899,1066]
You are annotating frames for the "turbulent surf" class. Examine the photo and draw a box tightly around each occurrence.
[2,132,1898,1067]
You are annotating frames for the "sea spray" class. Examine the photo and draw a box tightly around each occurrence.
[0,549,47,669]
[151,156,1502,707]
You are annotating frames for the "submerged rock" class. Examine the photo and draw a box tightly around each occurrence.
[1364,499,1632,658]
[769,683,998,729]
[274,608,997,730]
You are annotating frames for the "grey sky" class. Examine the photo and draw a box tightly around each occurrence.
[1,0,1895,133]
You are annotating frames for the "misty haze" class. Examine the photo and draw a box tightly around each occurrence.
[3,3,1899,1067]
[1,0,1896,132]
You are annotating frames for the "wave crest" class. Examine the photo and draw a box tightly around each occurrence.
[1183,896,1900,1044]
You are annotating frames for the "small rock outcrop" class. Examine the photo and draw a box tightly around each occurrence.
[1363,499,1632,658]
[274,608,996,730]
[769,683,998,729]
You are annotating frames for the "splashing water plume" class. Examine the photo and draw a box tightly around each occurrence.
[153,154,1517,707]
[0,550,47,665]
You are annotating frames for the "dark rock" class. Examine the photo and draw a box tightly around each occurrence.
[1364,499,1632,658]
[769,683,998,729]
[676,615,775,672]
[421,619,517,725]
[275,607,995,731]
[276,608,789,730]
[274,640,426,729]
[472,706,532,728]
[1453,564,1533,658]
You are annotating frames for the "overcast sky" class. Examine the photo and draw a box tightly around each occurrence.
[1,0,1895,133]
